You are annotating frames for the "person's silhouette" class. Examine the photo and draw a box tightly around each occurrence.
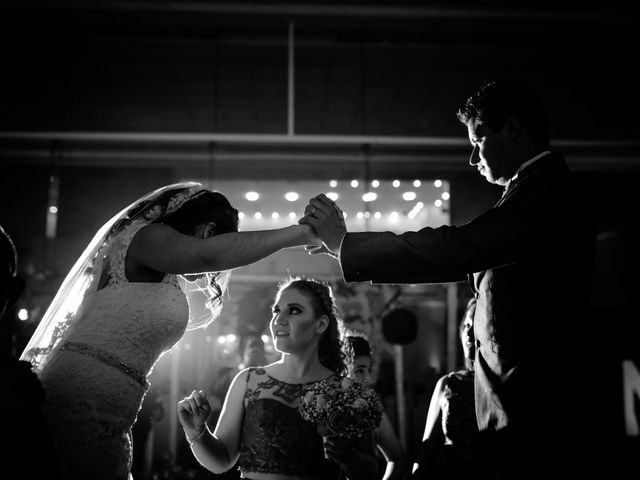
[0,225,60,480]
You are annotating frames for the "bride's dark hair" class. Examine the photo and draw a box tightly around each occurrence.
[157,190,239,236]
[111,186,238,239]
[277,276,348,376]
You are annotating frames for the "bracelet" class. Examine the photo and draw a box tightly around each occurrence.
[187,427,206,447]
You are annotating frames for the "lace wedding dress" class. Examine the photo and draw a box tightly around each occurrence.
[38,221,189,480]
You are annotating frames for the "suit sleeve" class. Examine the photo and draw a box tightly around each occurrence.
[340,172,570,284]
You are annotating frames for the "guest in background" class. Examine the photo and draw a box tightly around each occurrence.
[412,298,491,480]
[0,225,59,480]
[211,334,269,411]
[178,276,378,480]
[0,226,24,354]
[347,333,406,480]
[239,334,268,370]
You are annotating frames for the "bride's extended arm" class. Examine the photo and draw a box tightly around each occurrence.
[130,223,318,274]
[178,370,248,473]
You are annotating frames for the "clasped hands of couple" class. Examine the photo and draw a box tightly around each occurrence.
[299,194,346,260]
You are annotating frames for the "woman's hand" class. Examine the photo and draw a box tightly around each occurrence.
[177,389,211,439]
[296,223,322,247]
[299,194,347,256]
[324,431,379,480]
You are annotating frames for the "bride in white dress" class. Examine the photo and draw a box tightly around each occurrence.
[20,182,319,480]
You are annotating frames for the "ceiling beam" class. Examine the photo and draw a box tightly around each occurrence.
[5,2,633,21]
[2,131,639,173]
[3,131,640,150]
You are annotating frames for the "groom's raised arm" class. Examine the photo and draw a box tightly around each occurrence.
[302,177,563,286]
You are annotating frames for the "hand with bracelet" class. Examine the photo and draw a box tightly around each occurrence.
[178,389,212,447]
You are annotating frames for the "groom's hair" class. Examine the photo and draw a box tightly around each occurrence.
[457,79,550,148]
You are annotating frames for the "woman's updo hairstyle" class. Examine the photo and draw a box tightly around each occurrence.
[277,276,348,377]
[158,190,239,236]
[109,184,239,239]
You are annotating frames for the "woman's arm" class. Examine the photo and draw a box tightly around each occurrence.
[130,223,319,275]
[177,370,249,473]
[375,412,406,480]
[412,376,446,479]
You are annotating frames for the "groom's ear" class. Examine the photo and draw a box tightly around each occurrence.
[505,115,523,141]
[203,222,217,239]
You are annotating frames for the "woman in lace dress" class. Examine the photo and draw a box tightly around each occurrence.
[20,183,320,480]
[412,298,491,480]
[178,277,379,480]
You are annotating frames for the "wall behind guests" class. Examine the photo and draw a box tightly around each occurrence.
[449,171,501,226]
[578,171,639,478]
[0,166,49,277]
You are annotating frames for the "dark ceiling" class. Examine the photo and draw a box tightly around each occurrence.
[1,1,639,175]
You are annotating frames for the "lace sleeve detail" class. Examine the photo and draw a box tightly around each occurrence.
[100,221,147,289]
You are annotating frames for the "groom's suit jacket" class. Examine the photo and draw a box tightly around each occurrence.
[339,152,595,451]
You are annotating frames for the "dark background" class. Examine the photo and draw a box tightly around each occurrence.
[1,1,639,478]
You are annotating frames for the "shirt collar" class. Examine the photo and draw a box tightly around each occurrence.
[510,150,551,183]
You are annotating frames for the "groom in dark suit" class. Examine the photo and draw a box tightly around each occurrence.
[301,80,596,479]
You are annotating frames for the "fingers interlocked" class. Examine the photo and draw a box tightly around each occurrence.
[304,194,335,219]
